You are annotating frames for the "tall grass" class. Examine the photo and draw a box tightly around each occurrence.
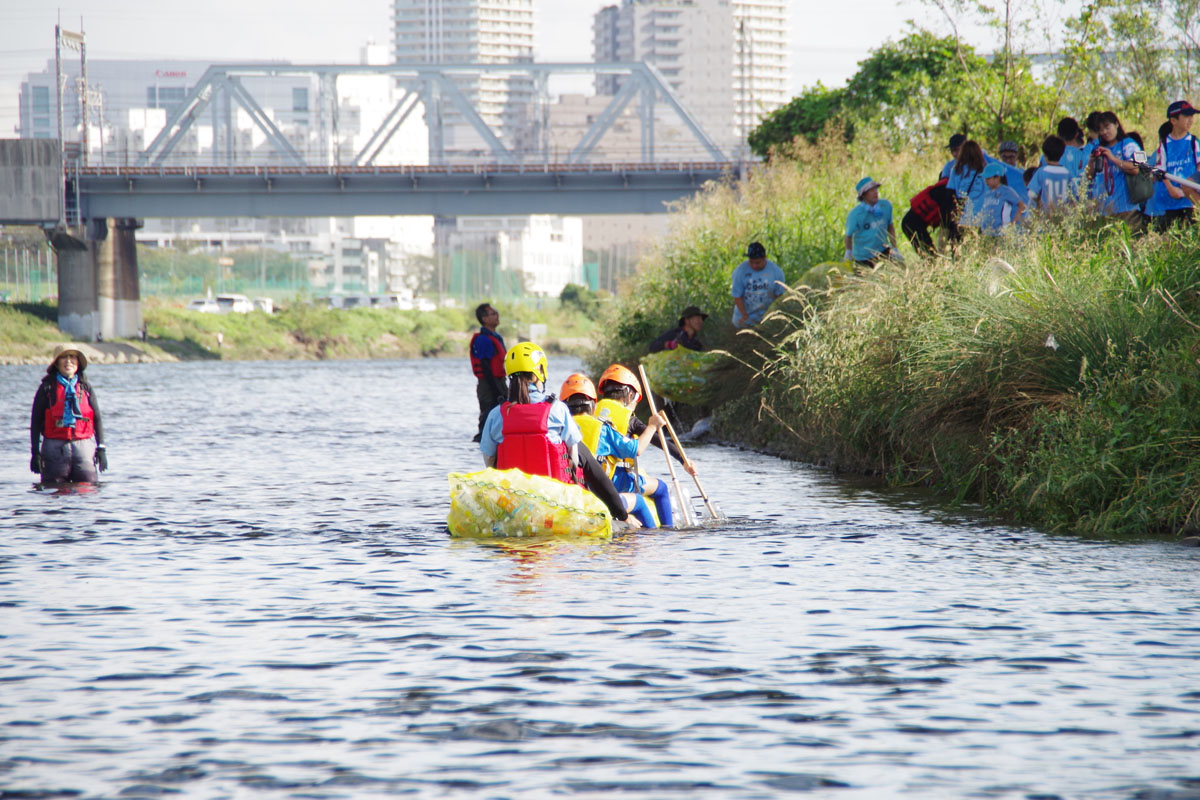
[598,134,1200,537]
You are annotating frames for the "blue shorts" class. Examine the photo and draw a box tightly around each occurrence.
[612,467,644,494]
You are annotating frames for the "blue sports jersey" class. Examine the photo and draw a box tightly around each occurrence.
[1089,137,1141,214]
[978,184,1025,234]
[1027,164,1075,208]
[1148,134,1200,215]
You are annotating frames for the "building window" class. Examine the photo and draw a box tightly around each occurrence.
[293,87,308,112]
[32,86,50,113]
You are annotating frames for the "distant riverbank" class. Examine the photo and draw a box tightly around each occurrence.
[0,299,597,365]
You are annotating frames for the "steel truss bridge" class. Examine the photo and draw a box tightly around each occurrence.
[139,61,729,169]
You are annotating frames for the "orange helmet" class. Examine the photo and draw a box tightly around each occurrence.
[598,363,641,400]
[560,373,597,402]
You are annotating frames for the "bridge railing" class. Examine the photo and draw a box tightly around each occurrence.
[70,161,746,178]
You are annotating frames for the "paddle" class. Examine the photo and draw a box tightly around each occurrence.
[638,364,723,522]
[635,365,696,528]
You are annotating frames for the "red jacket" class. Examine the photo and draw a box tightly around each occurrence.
[496,402,573,483]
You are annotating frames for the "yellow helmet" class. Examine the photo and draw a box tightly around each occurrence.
[504,341,549,383]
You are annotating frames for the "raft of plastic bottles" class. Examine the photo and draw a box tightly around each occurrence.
[447,468,613,540]
[641,347,723,405]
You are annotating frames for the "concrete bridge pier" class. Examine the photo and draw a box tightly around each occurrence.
[96,218,143,339]
[52,225,97,340]
[51,218,142,340]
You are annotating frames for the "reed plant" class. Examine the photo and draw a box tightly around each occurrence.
[598,135,1200,537]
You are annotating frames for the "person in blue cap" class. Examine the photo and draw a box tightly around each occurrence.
[844,176,900,267]
[977,162,1027,235]
[730,242,786,328]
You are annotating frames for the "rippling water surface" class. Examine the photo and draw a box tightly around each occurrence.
[2,358,1199,799]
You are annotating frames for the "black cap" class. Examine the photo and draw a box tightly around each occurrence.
[948,133,966,149]
[746,241,766,258]
[678,305,708,327]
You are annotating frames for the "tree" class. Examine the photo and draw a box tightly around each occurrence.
[748,84,848,157]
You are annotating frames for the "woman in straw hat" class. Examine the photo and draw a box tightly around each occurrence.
[29,345,108,484]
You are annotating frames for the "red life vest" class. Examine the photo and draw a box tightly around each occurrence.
[496,401,573,483]
[910,177,949,226]
[43,381,95,441]
[469,329,506,380]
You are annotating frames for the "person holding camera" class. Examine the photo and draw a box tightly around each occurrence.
[1086,111,1145,233]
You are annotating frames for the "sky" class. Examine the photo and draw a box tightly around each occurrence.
[0,0,967,137]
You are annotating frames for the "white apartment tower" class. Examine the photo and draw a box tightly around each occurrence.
[592,0,788,153]
[392,0,535,154]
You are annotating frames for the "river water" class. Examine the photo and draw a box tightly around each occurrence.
[1,358,1198,799]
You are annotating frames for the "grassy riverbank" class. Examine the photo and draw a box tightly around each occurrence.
[597,136,1200,538]
[0,298,599,364]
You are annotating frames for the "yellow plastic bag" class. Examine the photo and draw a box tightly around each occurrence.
[641,348,723,405]
[447,468,612,540]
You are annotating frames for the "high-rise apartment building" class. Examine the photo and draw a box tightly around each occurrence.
[592,0,788,153]
[392,0,535,155]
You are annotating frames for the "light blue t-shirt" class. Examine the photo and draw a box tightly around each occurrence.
[939,158,957,180]
[1089,137,1141,214]
[844,199,894,261]
[1002,163,1028,195]
[948,165,987,225]
[1040,146,1085,179]
[730,259,786,326]
[978,184,1025,234]
[480,385,582,459]
[1147,134,1200,215]
[593,421,638,461]
[1027,164,1075,208]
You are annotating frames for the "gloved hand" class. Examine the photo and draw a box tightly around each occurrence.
[664,339,679,350]
[843,248,853,262]
[30,453,42,474]
[94,445,108,473]
[891,250,906,266]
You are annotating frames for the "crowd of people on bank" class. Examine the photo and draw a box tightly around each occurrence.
[846,100,1200,263]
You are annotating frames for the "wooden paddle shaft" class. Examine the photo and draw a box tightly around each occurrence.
[638,364,721,520]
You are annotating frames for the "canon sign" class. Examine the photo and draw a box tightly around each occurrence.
[155,70,187,78]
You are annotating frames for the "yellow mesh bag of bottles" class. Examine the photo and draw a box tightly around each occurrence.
[640,348,723,405]
[447,468,613,540]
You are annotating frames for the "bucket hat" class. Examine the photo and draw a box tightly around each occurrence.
[678,305,708,327]
[50,344,88,371]
[855,177,882,198]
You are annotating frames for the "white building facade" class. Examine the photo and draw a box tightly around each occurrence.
[592,0,788,155]
[392,0,535,157]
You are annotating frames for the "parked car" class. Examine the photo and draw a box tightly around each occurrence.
[252,297,274,313]
[215,294,254,313]
[186,298,220,313]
